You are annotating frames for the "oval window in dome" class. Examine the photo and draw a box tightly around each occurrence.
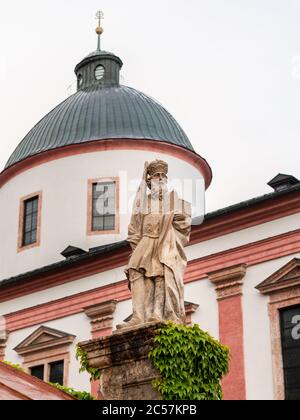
[78,74,83,87]
[95,65,105,80]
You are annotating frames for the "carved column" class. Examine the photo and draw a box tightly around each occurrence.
[0,332,9,361]
[209,264,247,400]
[84,300,117,398]
[84,300,117,339]
[184,302,199,326]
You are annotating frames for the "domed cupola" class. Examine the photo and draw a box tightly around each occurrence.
[0,11,211,280]
[75,50,123,90]
[74,11,123,90]
[3,11,200,171]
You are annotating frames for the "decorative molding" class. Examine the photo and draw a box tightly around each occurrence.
[2,227,300,305]
[190,191,300,245]
[17,191,42,253]
[0,332,9,361]
[23,352,71,388]
[209,264,247,400]
[208,264,247,300]
[84,299,118,397]
[184,302,199,326]
[87,177,120,236]
[13,326,75,356]
[256,258,300,295]
[256,259,300,400]
[0,139,212,190]
[4,229,300,332]
[84,300,117,338]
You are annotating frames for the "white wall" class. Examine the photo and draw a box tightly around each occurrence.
[1,211,299,317]
[0,267,125,315]
[186,212,300,262]
[185,279,219,340]
[4,313,91,392]
[0,148,205,279]
[243,252,300,400]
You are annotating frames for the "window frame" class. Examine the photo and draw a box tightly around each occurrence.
[26,354,68,387]
[87,177,120,235]
[256,258,300,400]
[18,191,42,252]
[279,305,300,400]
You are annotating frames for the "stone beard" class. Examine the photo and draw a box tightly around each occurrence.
[117,160,192,330]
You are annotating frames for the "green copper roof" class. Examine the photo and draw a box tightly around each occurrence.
[5,85,194,168]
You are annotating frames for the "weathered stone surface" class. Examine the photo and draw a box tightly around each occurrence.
[79,323,163,400]
[116,160,192,330]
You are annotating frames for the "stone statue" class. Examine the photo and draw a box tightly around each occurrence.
[117,159,192,330]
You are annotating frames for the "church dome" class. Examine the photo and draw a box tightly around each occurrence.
[5,48,194,169]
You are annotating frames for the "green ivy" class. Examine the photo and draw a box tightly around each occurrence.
[49,382,95,400]
[2,361,24,372]
[148,322,230,400]
[75,344,100,381]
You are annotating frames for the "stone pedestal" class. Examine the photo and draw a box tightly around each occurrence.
[79,323,163,400]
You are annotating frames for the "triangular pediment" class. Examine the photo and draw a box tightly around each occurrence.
[14,326,75,356]
[256,258,300,294]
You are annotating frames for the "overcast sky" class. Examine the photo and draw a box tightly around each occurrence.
[0,0,299,212]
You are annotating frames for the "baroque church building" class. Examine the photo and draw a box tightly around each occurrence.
[0,22,300,400]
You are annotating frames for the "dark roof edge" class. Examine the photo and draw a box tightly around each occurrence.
[0,241,129,290]
[1,184,300,289]
[74,52,123,73]
[203,183,300,221]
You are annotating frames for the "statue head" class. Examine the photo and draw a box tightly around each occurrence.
[146,159,168,197]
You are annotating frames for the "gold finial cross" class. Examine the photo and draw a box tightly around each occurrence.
[95,11,104,50]
[96,10,104,27]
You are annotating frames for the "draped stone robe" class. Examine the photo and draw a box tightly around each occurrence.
[125,187,192,324]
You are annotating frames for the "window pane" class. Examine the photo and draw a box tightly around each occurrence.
[49,360,64,386]
[92,182,116,231]
[92,216,104,231]
[32,212,38,227]
[32,198,38,212]
[107,198,115,214]
[93,183,105,198]
[30,365,44,381]
[22,196,39,247]
[25,200,33,215]
[104,215,115,230]
[25,217,32,233]
[93,198,104,216]
[280,306,300,400]
[23,232,32,246]
[31,230,37,244]
[106,183,115,197]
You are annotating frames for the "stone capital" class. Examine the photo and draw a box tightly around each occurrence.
[184,302,199,326]
[0,332,9,361]
[208,264,247,300]
[84,300,117,336]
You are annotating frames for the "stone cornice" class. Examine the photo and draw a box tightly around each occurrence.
[256,258,300,295]
[84,300,117,336]
[14,326,75,356]
[208,264,247,300]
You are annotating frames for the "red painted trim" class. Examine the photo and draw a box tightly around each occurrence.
[190,191,300,244]
[4,228,300,332]
[219,296,246,400]
[5,280,129,331]
[0,246,131,303]
[0,139,212,189]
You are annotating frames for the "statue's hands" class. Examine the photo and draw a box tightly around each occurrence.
[173,213,185,222]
